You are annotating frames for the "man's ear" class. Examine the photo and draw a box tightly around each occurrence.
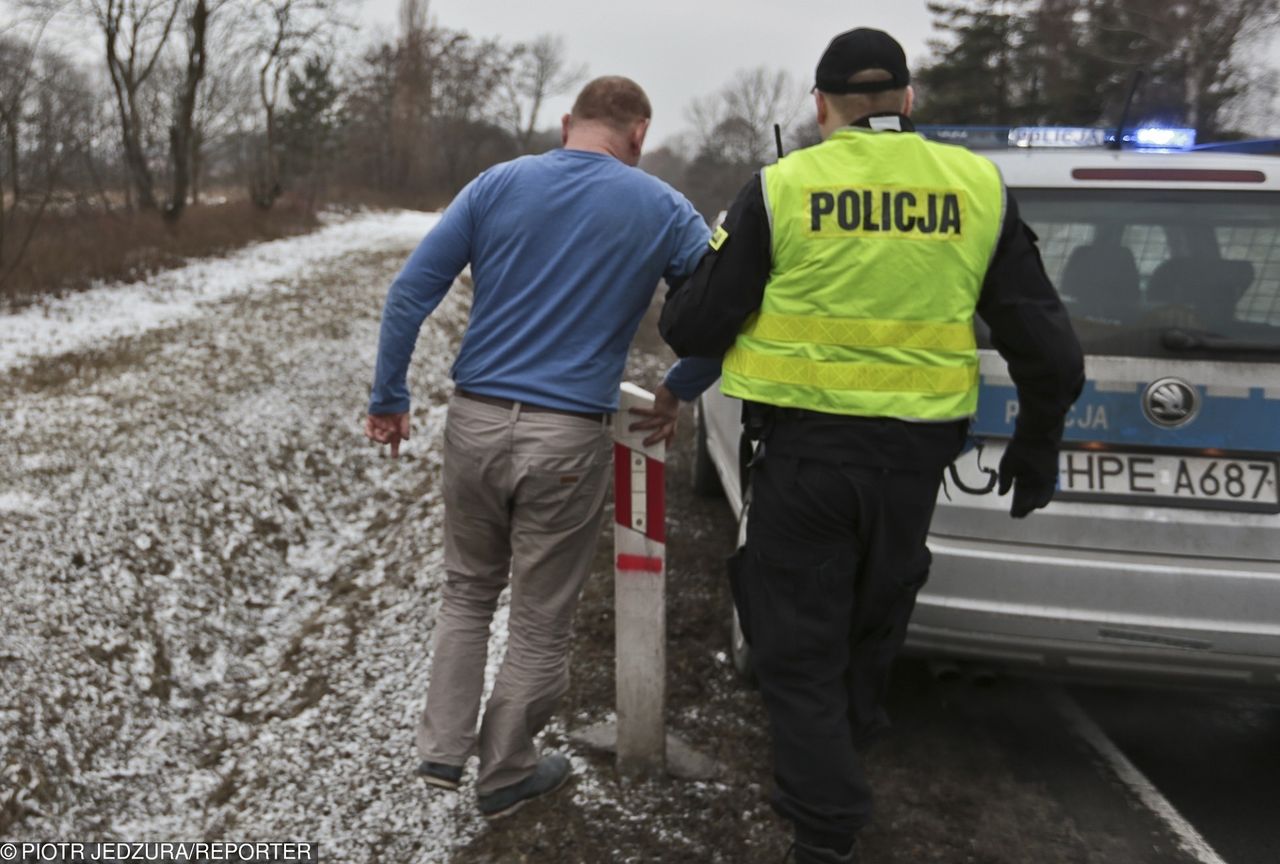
[815,91,829,127]
[630,118,650,161]
[561,113,572,146]
[902,85,915,117]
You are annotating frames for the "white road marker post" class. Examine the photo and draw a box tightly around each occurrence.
[612,382,667,778]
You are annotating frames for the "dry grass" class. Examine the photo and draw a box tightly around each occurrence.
[0,193,321,309]
[325,183,452,213]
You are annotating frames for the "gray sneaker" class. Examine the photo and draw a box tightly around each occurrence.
[415,760,463,791]
[476,753,572,820]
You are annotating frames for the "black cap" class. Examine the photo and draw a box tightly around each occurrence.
[814,28,910,94]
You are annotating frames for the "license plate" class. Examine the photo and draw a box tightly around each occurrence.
[1058,449,1280,511]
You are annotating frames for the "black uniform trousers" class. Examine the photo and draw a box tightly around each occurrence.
[729,437,946,848]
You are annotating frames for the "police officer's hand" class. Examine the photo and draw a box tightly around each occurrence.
[628,384,679,447]
[365,412,411,459]
[997,439,1058,518]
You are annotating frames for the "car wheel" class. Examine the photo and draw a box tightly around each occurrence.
[692,399,724,498]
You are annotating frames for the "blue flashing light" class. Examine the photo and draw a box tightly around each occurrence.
[1126,127,1197,150]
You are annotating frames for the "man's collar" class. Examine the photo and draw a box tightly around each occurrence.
[848,112,915,133]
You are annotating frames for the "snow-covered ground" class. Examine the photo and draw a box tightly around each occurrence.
[1,205,1136,864]
[0,210,526,860]
[0,210,433,375]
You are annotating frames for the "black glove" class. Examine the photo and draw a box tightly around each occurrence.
[997,439,1059,518]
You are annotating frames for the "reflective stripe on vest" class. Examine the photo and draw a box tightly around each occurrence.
[746,312,976,353]
[721,127,1004,421]
[724,350,978,394]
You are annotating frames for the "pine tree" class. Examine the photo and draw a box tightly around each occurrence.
[914,0,1035,124]
[913,0,1280,135]
[280,56,341,205]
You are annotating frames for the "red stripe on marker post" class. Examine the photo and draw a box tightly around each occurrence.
[613,442,632,527]
[616,554,664,573]
[645,457,665,542]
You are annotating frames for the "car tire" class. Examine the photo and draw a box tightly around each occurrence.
[692,399,724,498]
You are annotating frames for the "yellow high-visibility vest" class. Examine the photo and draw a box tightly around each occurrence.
[721,126,1005,420]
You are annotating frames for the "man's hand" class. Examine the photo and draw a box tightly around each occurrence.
[365,412,411,458]
[627,384,680,447]
[997,439,1058,518]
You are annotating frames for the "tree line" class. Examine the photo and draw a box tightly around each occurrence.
[913,0,1280,135]
[2,0,1277,298]
[0,0,584,296]
[648,0,1279,219]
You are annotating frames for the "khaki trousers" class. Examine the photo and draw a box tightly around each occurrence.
[416,393,612,793]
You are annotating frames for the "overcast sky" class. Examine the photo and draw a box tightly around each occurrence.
[359,0,937,146]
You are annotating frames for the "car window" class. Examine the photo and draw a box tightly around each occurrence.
[1122,224,1171,290]
[984,188,1280,360]
[1217,223,1280,326]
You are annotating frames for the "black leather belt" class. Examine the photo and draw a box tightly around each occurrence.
[456,389,608,422]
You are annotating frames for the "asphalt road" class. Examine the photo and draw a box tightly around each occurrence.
[900,657,1280,864]
[1067,684,1280,864]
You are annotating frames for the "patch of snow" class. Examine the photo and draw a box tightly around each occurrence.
[0,222,479,860]
[0,209,439,374]
[0,491,49,514]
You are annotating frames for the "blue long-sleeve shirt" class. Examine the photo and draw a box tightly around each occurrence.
[369,148,722,416]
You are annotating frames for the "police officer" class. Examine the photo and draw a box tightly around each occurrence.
[660,28,1084,864]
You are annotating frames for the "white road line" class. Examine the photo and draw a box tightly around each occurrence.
[1045,687,1229,864]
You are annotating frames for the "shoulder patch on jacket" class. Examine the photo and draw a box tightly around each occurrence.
[709,226,729,251]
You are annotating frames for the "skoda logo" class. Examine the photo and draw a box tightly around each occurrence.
[1142,378,1199,428]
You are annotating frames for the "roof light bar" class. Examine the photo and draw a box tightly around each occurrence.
[1123,127,1197,150]
[917,125,1198,151]
[1009,126,1109,148]
[915,125,1011,149]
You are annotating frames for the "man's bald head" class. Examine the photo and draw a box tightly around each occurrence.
[570,76,652,132]
[562,76,653,166]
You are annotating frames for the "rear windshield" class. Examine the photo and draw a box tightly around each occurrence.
[986,188,1280,360]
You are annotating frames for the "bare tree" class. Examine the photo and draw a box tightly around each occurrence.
[164,0,222,220]
[1217,26,1280,133]
[430,31,514,190]
[188,10,256,204]
[399,0,427,38]
[247,0,338,209]
[0,3,58,270]
[0,45,96,292]
[81,0,180,210]
[0,36,31,266]
[685,67,807,166]
[74,95,120,214]
[674,67,809,218]
[389,0,432,192]
[503,33,585,152]
[1098,0,1280,132]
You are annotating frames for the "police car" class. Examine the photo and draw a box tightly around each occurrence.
[694,125,1280,689]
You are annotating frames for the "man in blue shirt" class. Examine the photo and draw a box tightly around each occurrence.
[366,76,718,819]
